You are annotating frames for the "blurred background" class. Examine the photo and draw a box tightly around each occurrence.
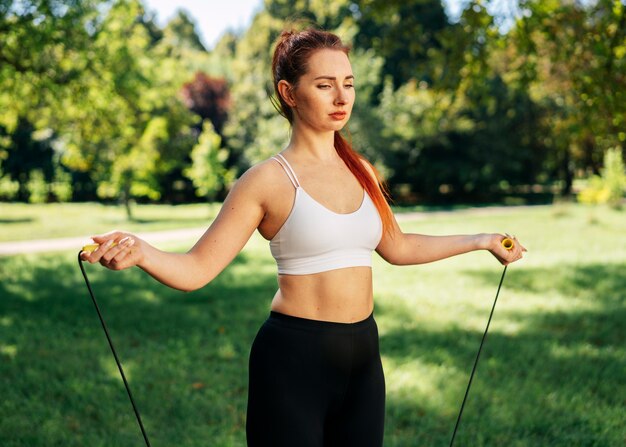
[1,1,625,446]
[1,0,624,214]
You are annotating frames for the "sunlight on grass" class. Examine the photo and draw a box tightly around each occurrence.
[0,316,13,327]
[550,342,622,362]
[101,355,135,383]
[1,344,18,359]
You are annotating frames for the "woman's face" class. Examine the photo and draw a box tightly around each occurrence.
[280,49,355,133]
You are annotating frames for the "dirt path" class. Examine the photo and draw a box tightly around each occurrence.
[0,227,208,256]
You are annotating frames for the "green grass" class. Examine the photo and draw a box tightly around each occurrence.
[1,203,624,446]
[0,202,220,242]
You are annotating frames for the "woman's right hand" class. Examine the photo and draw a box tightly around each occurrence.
[80,231,145,271]
[485,233,527,266]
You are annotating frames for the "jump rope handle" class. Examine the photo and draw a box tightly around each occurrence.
[82,243,117,252]
[449,237,514,447]
[78,251,152,447]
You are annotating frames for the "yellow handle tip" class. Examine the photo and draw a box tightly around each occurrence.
[501,238,515,250]
[81,242,117,253]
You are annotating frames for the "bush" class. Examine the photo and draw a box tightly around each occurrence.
[578,148,626,208]
[27,170,48,204]
[50,165,73,202]
[0,174,19,200]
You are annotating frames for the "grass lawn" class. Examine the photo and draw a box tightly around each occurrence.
[0,202,221,242]
[0,202,624,446]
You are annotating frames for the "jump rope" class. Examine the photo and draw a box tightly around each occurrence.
[78,249,152,447]
[78,237,515,446]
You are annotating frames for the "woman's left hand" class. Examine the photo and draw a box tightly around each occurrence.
[483,233,527,266]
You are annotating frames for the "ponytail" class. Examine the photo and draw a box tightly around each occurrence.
[334,132,394,236]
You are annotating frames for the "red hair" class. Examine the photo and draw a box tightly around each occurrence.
[271,28,394,235]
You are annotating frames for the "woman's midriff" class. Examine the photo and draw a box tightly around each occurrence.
[270,266,374,323]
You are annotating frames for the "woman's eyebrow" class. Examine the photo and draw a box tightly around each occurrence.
[313,75,355,80]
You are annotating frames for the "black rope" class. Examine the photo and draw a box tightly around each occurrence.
[78,252,152,447]
[449,265,508,447]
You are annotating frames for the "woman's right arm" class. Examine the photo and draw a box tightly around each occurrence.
[80,165,268,292]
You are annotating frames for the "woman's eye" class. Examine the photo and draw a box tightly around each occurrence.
[345,84,354,89]
[318,84,331,89]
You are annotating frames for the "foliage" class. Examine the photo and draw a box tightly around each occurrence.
[578,147,626,208]
[222,8,288,168]
[352,0,450,89]
[0,0,207,212]
[1,0,625,207]
[0,0,107,130]
[26,169,48,203]
[0,118,55,201]
[264,0,353,31]
[50,164,73,202]
[507,0,626,194]
[162,10,206,51]
[0,175,19,200]
[377,78,472,197]
[181,73,231,136]
[375,76,545,201]
[56,0,197,217]
[184,122,236,201]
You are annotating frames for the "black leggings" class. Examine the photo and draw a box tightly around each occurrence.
[246,311,385,447]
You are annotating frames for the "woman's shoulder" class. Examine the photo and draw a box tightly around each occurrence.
[226,156,294,214]
[231,155,294,198]
[237,156,284,184]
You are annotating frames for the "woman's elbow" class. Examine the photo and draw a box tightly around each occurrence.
[386,257,412,266]
[177,284,200,293]
[377,249,424,266]
[172,274,214,293]
[377,251,404,266]
[175,282,206,293]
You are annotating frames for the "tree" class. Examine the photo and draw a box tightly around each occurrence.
[578,147,626,208]
[352,0,450,89]
[507,0,626,194]
[184,121,235,202]
[163,10,206,51]
[222,9,289,169]
[0,0,110,201]
[0,118,55,201]
[265,0,353,30]
[181,73,231,136]
[57,0,196,218]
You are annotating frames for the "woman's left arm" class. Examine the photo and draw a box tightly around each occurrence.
[376,215,527,266]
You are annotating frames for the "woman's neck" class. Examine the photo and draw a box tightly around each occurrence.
[285,124,338,162]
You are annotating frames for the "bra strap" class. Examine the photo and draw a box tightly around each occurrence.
[273,153,301,188]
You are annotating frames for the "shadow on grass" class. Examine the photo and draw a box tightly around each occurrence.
[2,255,624,446]
[0,251,276,446]
[0,217,34,224]
[378,262,626,446]
[127,217,211,225]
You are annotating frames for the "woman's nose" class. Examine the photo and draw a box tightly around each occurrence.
[334,88,347,105]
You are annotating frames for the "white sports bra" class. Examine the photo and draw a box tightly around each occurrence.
[269,153,383,275]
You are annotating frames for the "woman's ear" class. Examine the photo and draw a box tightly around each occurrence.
[277,80,297,107]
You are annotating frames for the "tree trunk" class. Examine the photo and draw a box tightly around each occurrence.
[121,180,133,221]
[560,146,574,197]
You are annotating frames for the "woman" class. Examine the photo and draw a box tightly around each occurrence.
[81,28,526,447]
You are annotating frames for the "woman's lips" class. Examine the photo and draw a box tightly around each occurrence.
[329,112,347,120]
